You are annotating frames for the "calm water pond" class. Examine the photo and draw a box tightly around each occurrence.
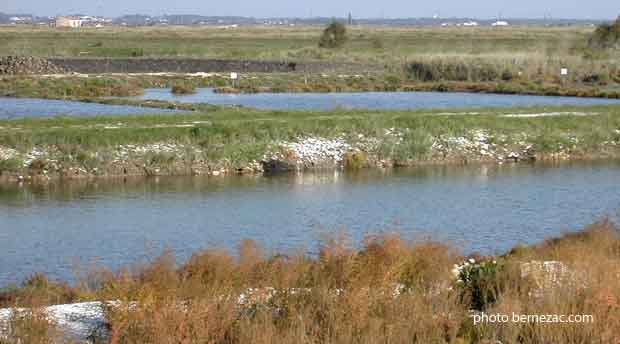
[0,97,178,119]
[1,161,620,286]
[135,88,620,110]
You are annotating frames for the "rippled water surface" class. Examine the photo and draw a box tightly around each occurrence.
[1,161,619,286]
[135,88,620,110]
[0,97,178,119]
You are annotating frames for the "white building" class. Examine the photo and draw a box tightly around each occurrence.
[55,16,84,28]
[492,21,509,27]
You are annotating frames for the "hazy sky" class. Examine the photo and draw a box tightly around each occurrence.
[2,0,619,19]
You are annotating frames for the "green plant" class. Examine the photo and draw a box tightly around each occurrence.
[343,150,368,170]
[370,36,384,49]
[0,158,21,173]
[318,21,348,49]
[5,309,59,344]
[588,17,620,50]
[171,83,197,95]
[146,152,176,166]
[455,259,502,310]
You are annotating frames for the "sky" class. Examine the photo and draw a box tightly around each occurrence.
[1,0,618,20]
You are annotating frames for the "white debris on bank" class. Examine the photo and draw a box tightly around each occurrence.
[0,302,107,342]
[431,129,538,160]
[114,142,202,162]
[432,130,495,156]
[267,130,407,165]
[23,147,50,167]
[520,260,589,298]
[0,146,18,161]
[520,261,571,290]
[502,112,594,118]
[272,136,352,164]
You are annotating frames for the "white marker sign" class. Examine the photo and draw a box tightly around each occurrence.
[230,72,238,80]
[560,68,568,76]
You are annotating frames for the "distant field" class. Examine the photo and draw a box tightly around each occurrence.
[1,25,618,98]
[0,25,594,63]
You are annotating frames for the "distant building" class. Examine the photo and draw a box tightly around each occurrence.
[55,16,84,28]
[462,21,479,27]
[492,21,509,27]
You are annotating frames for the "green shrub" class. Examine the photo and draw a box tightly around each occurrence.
[582,73,611,85]
[146,152,176,166]
[371,36,384,49]
[588,17,620,50]
[455,259,502,310]
[318,21,348,49]
[343,150,368,170]
[171,83,197,95]
[0,158,21,172]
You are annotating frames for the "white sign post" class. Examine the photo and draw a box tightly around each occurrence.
[230,72,238,88]
[560,68,568,86]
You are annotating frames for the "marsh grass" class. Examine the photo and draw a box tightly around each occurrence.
[2,308,62,344]
[3,219,620,343]
[0,25,603,65]
[0,76,145,98]
[1,104,620,172]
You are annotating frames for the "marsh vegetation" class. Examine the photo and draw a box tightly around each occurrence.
[1,218,619,343]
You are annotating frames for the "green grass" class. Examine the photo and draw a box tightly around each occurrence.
[0,25,602,64]
[1,24,619,98]
[1,105,619,170]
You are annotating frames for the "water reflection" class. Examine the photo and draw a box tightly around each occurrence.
[1,161,619,286]
[133,88,620,110]
[0,97,179,119]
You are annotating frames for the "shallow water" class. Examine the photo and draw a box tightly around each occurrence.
[1,161,619,286]
[135,88,620,110]
[0,97,178,119]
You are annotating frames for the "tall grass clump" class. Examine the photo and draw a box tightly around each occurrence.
[407,59,502,82]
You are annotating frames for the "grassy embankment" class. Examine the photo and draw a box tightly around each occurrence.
[1,218,620,343]
[0,104,620,179]
[1,25,620,97]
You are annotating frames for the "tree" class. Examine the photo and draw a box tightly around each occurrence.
[318,21,348,48]
[589,17,620,49]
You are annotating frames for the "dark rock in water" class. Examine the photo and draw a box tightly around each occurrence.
[261,159,295,174]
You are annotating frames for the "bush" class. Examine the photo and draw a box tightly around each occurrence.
[588,17,620,50]
[0,158,21,173]
[318,21,348,49]
[582,72,611,84]
[455,259,502,310]
[343,150,368,170]
[171,83,197,95]
[370,36,384,49]
[0,273,78,308]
